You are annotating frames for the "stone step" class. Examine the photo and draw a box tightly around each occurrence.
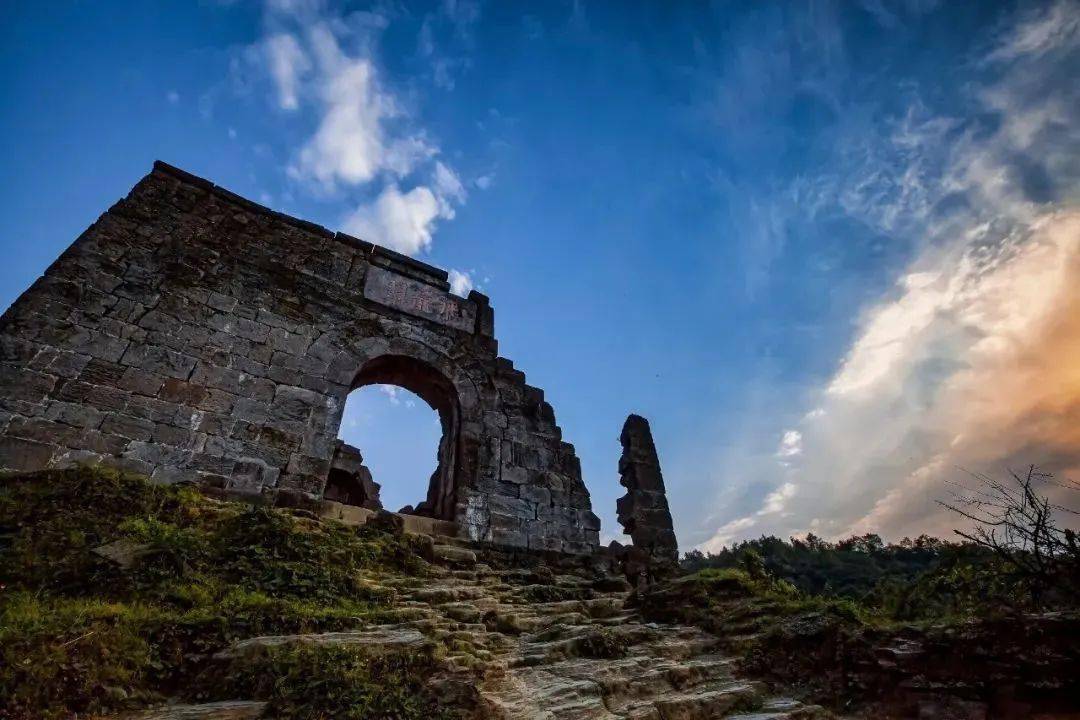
[626,680,766,720]
[592,613,637,626]
[539,653,741,714]
[144,560,826,720]
[212,626,426,661]
[642,631,719,660]
[480,666,615,720]
[667,654,740,688]
[433,544,478,566]
[127,701,267,720]
[726,698,830,720]
[409,585,489,604]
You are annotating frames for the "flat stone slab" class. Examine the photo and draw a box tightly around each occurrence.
[131,701,266,719]
[364,264,476,331]
[93,539,152,569]
[433,544,477,565]
[213,627,426,661]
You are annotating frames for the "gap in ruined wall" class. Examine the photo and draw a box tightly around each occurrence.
[336,384,443,517]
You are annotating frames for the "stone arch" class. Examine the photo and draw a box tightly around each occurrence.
[331,337,486,522]
[350,355,458,519]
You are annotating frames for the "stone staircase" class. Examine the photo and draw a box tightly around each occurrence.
[133,545,829,720]
[400,553,827,719]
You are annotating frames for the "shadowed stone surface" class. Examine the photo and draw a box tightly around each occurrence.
[324,440,381,511]
[0,161,598,554]
[616,414,678,575]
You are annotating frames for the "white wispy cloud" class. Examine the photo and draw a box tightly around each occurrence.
[987,0,1079,61]
[337,156,465,258]
[699,0,1080,551]
[776,430,803,459]
[416,0,480,91]
[343,184,445,256]
[265,33,309,110]
[448,269,473,296]
[760,482,797,515]
[433,161,466,206]
[253,2,467,256]
[377,384,401,405]
[287,24,434,188]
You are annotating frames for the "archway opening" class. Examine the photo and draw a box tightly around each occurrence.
[332,355,461,520]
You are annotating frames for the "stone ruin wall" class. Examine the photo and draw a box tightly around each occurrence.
[0,161,600,554]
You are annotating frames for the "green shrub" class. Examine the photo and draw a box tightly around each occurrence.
[200,644,456,720]
[680,532,1027,620]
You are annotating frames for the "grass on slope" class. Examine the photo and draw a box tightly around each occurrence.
[0,465,445,720]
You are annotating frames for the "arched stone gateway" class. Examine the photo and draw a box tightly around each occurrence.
[347,354,464,521]
[0,161,600,554]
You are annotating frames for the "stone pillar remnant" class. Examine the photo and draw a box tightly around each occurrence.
[616,414,678,572]
[324,441,382,511]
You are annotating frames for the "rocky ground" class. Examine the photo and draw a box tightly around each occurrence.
[127,542,828,720]
[7,468,1075,720]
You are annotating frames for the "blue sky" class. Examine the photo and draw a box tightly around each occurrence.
[3,1,1079,548]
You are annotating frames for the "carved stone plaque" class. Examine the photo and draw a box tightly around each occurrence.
[363,265,476,332]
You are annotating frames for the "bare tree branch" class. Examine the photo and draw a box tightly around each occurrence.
[941,465,1080,609]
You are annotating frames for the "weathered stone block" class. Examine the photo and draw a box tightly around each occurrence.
[521,484,551,506]
[287,453,331,478]
[271,385,322,422]
[124,441,192,467]
[125,396,180,424]
[267,327,311,356]
[240,376,276,403]
[0,365,56,403]
[152,423,197,449]
[121,344,197,379]
[47,351,92,379]
[196,388,236,415]
[207,292,237,313]
[45,401,105,429]
[8,417,81,447]
[151,465,200,484]
[86,384,130,412]
[190,452,235,475]
[101,413,156,442]
[190,363,243,394]
[500,463,529,485]
[118,367,165,396]
[230,459,273,490]
[258,425,300,453]
[579,510,601,531]
[0,436,55,470]
[231,397,267,424]
[78,429,129,455]
[159,378,207,405]
[73,330,129,363]
[490,494,535,519]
